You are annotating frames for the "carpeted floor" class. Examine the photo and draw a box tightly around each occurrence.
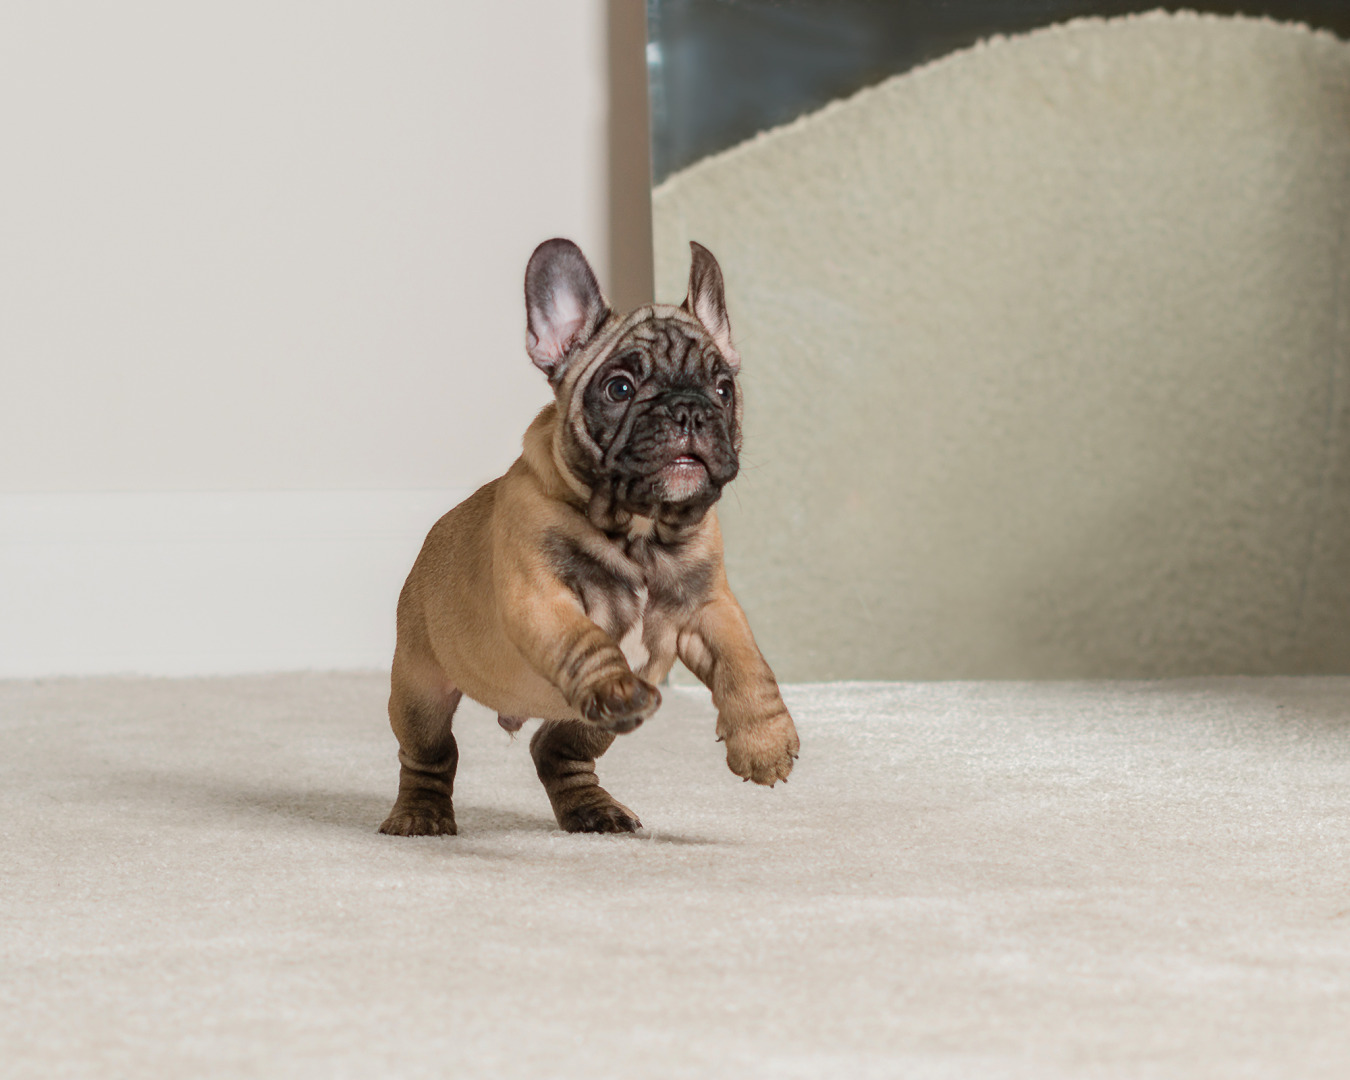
[2,674,1348,1077]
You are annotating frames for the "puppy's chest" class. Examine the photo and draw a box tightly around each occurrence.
[575,549,694,673]
[613,585,651,671]
[577,567,661,671]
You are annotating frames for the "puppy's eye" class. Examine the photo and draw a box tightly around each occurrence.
[605,374,636,402]
[715,379,734,405]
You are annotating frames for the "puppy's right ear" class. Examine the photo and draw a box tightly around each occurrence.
[525,238,609,381]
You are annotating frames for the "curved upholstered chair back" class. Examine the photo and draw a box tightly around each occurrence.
[654,13,1350,679]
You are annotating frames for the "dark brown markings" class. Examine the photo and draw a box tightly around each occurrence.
[646,555,716,610]
[558,624,630,690]
[542,529,643,599]
[575,311,737,483]
[395,694,461,767]
[562,635,606,683]
[530,720,638,834]
[380,692,461,835]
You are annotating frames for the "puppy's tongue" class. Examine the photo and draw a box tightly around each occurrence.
[659,456,706,502]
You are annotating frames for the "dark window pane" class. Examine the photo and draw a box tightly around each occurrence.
[648,0,1350,183]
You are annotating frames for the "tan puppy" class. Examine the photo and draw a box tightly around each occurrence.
[379,239,799,836]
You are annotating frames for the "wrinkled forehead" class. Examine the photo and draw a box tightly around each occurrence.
[559,304,727,393]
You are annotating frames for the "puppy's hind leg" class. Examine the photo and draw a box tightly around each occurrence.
[380,670,462,837]
[531,720,641,834]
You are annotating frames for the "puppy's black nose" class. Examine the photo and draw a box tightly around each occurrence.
[665,393,712,434]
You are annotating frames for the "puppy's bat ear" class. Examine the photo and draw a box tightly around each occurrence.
[682,241,740,372]
[525,238,609,381]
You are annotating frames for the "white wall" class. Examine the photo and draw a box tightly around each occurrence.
[0,1,608,676]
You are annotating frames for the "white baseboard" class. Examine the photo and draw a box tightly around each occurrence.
[0,490,469,677]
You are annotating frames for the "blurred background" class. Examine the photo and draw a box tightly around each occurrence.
[5,1,1350,680]
[649,1,1350,681]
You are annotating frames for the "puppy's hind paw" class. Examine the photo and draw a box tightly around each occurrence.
[559,800,643,834]
[378,803,457,837]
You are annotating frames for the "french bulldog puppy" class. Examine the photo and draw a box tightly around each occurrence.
[379,239,799,836]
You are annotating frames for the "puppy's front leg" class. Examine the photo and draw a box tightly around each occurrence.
[679,590,799,785]
[504,587,661,732]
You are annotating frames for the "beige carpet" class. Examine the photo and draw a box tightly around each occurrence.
[2,673,1348,1077]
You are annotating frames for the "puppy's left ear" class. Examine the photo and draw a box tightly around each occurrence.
[525,238,610,380]
[682,241,740,371]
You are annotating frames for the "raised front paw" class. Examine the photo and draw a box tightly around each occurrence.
[580,672,661,733]
[721,709,800,786]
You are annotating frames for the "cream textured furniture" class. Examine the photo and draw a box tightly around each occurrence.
[655,13,1350,680]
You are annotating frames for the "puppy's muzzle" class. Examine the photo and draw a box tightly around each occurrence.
[661,390,716,437]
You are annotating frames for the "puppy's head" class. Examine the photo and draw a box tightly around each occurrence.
[525,238,742,526]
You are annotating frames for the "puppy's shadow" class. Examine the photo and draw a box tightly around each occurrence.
[204,783,722,845]
[455,805,721,845]
[100,770,723,845]
[98,770,397,833]
[452,805,558,836]
[232,784,403,833]
[237,791,568,839]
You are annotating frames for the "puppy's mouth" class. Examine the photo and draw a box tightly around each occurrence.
[656,453,709,502]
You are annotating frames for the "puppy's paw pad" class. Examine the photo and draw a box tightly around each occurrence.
[581,674,661,732]
[378,808,458,837]
[560,802,643,834]
[727,754,795,786]
[722,712,801,787]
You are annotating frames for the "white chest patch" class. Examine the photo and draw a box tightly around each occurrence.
[618,586,650,672]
